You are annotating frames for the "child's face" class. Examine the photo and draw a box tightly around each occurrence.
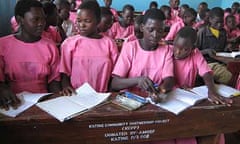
[198,4,207,13]
[231,5,239,14]
[76,9,98,37]
[209,16,224,30]
[226,17,236,29]
[104,0,112,8]
[183,13,195,26]
[98,15,114,32]
[142,18,164,49]
[134,22,143,39]
[58,6,70,21]
[163,10,171,20]
[173,37,193,59]
[169,0,180,9]
[19,7,46,38]
[122,9,134,26]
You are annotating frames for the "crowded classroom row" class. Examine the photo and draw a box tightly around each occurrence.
[0,0,239,143]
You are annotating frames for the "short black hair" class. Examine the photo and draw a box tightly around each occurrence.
[175,26,197,44]
[209,7,224,18]
[100,7,113,17]
[180,4,189,9]
[225,8,232,13]
[42,1,56,16]
[149,1,158,8]
[134,15,144,25]
[53,0,70,9]
[143,9,165,24]
[232,2,240,7]
[199,2,208,7]
[79,0,101,23]
[184,8,197,18]
[122,4,135,12]
[160,5,171,12]
[15,0,43,17]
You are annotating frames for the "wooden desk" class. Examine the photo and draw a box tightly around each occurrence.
[0,96,240,144]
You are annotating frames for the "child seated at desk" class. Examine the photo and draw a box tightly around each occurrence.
[0,0,61,110]
[60,0,118,94]
[111,9,200,144]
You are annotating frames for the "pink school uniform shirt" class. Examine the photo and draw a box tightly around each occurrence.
[109,22,134,40]
[110,8,119,22]
[60,35,119,92]
[224,26,240,39]
[42,26,62,44]
[174,48,212,88]
[165,20,185,41]
[112,39,174,91]
[0,35,60,93]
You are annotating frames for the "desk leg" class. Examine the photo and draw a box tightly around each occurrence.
[197,134,222,144]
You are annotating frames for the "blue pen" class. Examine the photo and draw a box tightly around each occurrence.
[124,92,148,104]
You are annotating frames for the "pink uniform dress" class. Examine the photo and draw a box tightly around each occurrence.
[112,39,174,92]
[112,40,196,144]
[224,26,240,39]
[42,26,62,44]
[174,48,212,88]
[165,20,184,41]
[10,16,19,33]
[60,35,119,92]
[109,22,134,40]
[0,35,60,93]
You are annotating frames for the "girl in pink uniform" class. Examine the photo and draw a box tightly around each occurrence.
[60,0,118,94]
[0,0,61,110]
[109,4,135,40]
[173,27,233,144]
[111,9,198,144]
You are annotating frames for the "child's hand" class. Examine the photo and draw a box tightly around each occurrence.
[0,89,21,110]
[208,91,233,106]
[59,86,77,96]
[137,76,157,94]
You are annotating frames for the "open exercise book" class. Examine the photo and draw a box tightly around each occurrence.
[36,83,111,122]
[0,92,52,117]
[148,84,240,115]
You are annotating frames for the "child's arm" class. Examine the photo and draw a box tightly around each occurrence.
[60,74,76,96]
[0,82,21,110]
[48,80,61,93]
[110,75,157,93]
[203,72,233,106]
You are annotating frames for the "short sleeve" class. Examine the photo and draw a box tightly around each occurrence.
[194,48,212,76]
[162,46,174,78]
[112,42,132,77]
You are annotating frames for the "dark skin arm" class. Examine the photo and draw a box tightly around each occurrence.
[60,73,76,96]
[110,75,158,93]
[0,82,21,110]
[203,72,233,106]
[48,80,61,93]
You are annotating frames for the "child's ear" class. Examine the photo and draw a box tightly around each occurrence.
[140,23,144,32]
[15,15,23,26]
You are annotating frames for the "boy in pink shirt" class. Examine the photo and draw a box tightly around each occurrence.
[0,0,61,110]
[60,1,118,94]
[173,26,233,144]
[109,4,134,40]
[165,8,197,42]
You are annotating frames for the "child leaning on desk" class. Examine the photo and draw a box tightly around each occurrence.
[0,0,61,110]
[110,9,197,144]
[172,26,233,144]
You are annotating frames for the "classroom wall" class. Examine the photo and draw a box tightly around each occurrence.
[0,0,16,37]
[221,0,239,9]
[97,0,224,12]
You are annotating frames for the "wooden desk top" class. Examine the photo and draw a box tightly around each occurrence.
[0,95,240,144]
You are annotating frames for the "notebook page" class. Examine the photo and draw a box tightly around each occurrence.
[36,96,87,122]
